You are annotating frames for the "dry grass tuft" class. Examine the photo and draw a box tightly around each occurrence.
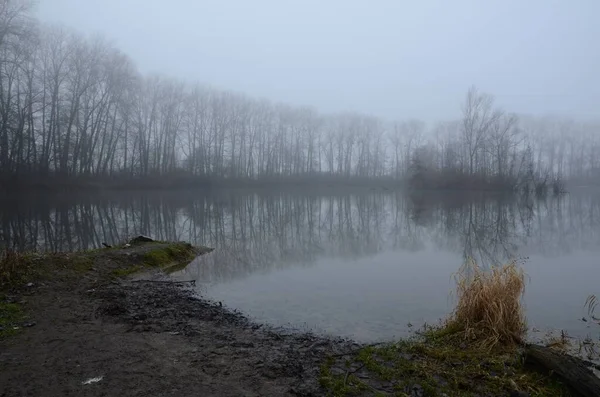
[0,249,26,284]
[445,258,528,349]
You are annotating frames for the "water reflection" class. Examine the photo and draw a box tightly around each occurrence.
[5,192,599,264]
[1,190,599,341]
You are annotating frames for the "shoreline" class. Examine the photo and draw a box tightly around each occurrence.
[0,241,594,396]
[0,240,361,397]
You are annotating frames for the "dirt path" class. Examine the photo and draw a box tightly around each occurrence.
[0,243,358,397]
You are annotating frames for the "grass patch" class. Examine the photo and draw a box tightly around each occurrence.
[111,265,144,277]
[0,299,25,339]
[1,250,96,288]
[106,242,206,278]
[1,241,202,286]
[320,260,573,396]
[320,336,571,396]
[139,242,198,267]
[141,249,172,267]
[0,250,34,286]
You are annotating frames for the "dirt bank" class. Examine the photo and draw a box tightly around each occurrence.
[0,241,358,397]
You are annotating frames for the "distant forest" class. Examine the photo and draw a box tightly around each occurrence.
[1,1,598,191]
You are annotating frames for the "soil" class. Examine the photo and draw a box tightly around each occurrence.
[0,243,359,397]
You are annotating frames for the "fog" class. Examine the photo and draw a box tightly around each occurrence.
[1,0,598,191]
[36,0,599,121]
[2,0,600,366]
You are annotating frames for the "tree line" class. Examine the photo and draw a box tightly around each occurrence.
[1,1,598,190]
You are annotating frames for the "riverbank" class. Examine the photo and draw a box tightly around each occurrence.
[0,239,360,396]
[0,241,590,396]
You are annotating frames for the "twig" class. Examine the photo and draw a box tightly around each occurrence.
[344,363,366,387]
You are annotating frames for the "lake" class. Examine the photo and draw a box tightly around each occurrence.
[2,188,599,343]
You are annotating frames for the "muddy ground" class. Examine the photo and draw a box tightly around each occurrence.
[0,244,360,397]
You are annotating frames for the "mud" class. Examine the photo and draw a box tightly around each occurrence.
[0,256,359,397]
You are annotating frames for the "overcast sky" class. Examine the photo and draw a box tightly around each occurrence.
[35,0,598,122]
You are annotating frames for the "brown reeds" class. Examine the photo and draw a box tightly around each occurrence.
[585,295,598,321]
[445,258,527,349]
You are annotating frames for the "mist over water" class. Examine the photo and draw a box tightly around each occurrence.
[2,189,599,342]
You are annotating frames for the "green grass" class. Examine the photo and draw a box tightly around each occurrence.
[0,299,25,339]
[0,250,35,286]
[2,242,204,286]
[110,242,202,277]
[320,331,572,396]
[111,265,144,277]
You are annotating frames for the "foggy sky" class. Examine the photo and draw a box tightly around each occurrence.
[36,0,599,122]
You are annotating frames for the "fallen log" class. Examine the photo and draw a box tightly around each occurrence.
[525,344,600,397]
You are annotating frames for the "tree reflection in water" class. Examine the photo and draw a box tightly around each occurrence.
[1,190,599,284]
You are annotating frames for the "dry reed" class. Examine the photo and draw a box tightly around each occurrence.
[585,295,598,321]
[445,258,527,349]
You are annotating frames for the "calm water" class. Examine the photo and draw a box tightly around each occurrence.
[2,189,599,343]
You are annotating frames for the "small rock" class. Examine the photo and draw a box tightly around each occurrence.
[26,282,34,288]
[82,376,103,385]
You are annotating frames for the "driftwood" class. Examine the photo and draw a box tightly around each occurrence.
[525,344,600,397]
